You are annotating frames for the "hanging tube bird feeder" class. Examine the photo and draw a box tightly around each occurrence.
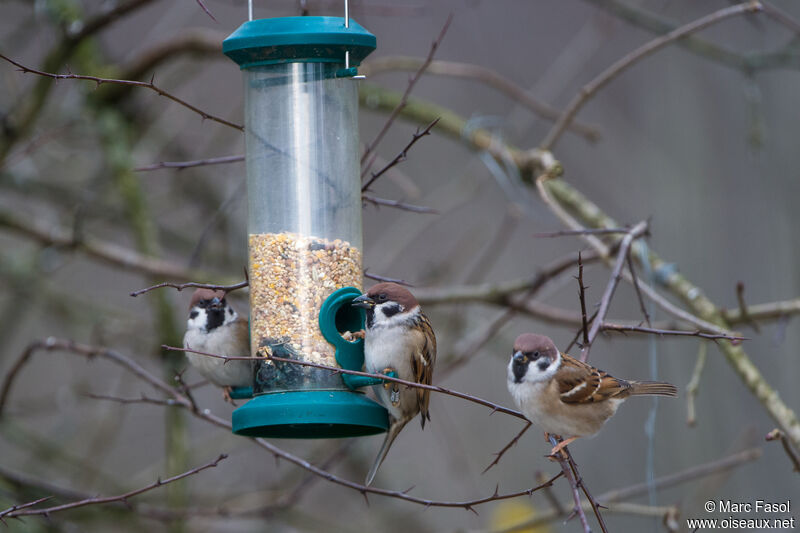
[223,15,388,438]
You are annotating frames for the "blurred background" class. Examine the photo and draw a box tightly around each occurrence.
[1,0,798,531]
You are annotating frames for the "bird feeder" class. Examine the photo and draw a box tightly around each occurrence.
[223,15,388,438]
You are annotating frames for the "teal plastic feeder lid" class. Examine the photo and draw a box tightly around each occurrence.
[223,16,376,69]
[232,287,389,438]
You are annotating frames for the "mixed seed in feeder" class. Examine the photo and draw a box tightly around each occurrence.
[249,232,362,391]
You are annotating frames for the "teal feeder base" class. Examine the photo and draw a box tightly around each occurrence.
[232,390,388,438]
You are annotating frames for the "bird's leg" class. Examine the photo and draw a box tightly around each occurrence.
[548,436,578,459]
[381,367,401,406]
[222,386,237,405]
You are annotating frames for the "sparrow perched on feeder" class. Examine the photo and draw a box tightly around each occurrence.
[352,282,436,486]
[507,333,677,457]
[183,289,252,401]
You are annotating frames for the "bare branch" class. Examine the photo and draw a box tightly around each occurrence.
[735,281,761,332]
[482,422,532,474]
[194,0,217,22]
[171,349,528,421]
[134,155,244,172]
[362,118,440,188]
[362,194,438,214]
[765,429,800,473]
[360,15,453,165]
[361,56,601,141]
[547,436,594,533]
[0,455,226,519]
[130,280,248,298]
[0,54,243,132]
[541,2,763,149]
[581,220,649,361]
[0,207,202,280]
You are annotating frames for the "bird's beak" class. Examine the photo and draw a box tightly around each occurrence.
[512,351,525,363]
[351,293,375,309]
[209,297,222,310]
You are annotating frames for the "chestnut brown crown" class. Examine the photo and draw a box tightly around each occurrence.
[513,333,559,363]
[365,282,419,310]
[189,288,226,309]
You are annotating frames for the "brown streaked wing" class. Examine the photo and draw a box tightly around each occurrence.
[557,353,632,404]
[411,312,436,428]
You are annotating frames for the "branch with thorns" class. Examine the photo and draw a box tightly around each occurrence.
[0,455,226,521]
[0,54,243,132]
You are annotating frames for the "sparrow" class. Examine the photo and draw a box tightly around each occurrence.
[352,282,436,486]
[183,288,253,401]
[507,333,677,457]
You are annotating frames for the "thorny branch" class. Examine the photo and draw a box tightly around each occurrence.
[0,338,563,512]
[164,347,527,421]
[0,455,226,520]
[134,154,244,172]
[0,54,243,132]
[547,436,595,533]
[362,118,440,190]
[130,280,249,298]
[580,220,648,361]
[482,422,532,474]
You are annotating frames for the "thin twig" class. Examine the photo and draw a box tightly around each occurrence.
[4,337,564,511]
[736,281,761,332]
[362,118,440,187]
[534,228,631,238]
[363,270,413,286]
[0,54,243,132]
[686,342,707,427]
[134,155,244,172]
[494,448,762,533]
[194,0,217,22]
[130,280,248,298]
[540,1,763,149]
[765,429,800,473]
[361,56,601,141]
[0,455,226,519]
[548,436,593,533]
[627,252,651,326]
[165,347,528,421]
[581,220,649,361]
[360,15,453,166]
[599,323,747,342]
[565,449,609,533]
[482,422,532,474]
[362,194,438,214]
[577,253,590,348]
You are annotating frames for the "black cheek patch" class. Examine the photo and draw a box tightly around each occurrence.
[206,309,225,331]
[512,360,528,383]
[381,303,402,318]
[537,361,550,372]
[189,310,198,319]
[228,307,234,315]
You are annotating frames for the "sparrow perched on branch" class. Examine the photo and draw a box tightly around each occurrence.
[507,333,677,457]
[183,289,252,401]
[352,282,437,486]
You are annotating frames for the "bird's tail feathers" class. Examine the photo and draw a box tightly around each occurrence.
[629,381,678,397]
[365,417,412,486]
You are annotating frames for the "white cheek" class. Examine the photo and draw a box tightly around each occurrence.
[524,353,561,383]
[186,309,207,330]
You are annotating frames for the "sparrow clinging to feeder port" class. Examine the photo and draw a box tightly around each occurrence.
[183,289,252,401]
[352,282,436,486]
[507,333,677,458]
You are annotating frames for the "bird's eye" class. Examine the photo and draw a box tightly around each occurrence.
[378,293,387,301]
[532,351,540,359]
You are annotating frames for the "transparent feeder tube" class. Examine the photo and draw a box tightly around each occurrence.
[245,62,362,393]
